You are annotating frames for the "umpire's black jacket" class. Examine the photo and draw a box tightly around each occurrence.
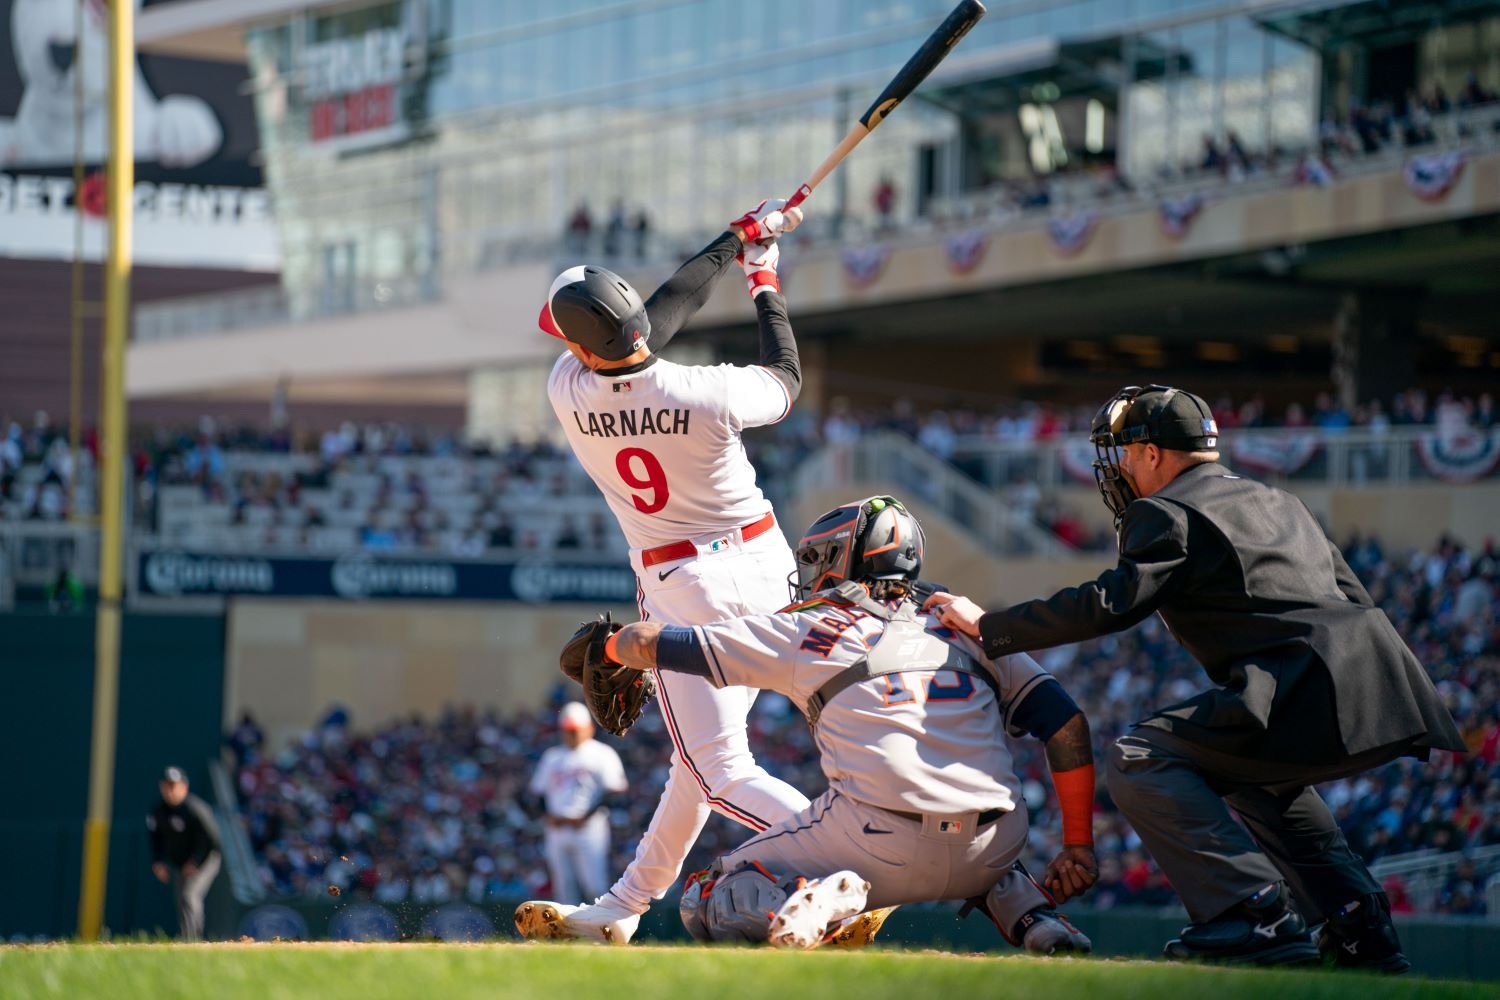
[979,462,1463,767]
[148,794,221,869]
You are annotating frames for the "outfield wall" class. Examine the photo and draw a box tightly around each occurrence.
[0,612,226,939]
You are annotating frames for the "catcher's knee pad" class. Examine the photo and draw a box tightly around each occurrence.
[679,861,797,943]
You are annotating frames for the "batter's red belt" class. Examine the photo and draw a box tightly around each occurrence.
[640,512,776,568]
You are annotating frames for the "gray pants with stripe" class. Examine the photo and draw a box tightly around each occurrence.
[1106,728,1382,925]
[718,789,1048,933]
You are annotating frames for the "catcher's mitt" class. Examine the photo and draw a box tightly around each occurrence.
[559,613,657,736]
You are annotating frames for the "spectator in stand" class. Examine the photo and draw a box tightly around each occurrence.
[566,201,593,255]
[873,176,896,230]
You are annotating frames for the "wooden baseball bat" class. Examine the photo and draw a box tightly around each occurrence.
[785,0,986,212]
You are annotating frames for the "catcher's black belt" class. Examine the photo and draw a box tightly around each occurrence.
[879,806,1006,827]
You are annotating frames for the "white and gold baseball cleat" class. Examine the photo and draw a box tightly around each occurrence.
[767,870,871,949]
[824,906,898,948]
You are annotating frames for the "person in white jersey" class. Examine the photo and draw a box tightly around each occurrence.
[528,702,629,906]
[516,199,813,944]
[593,496,1101,951]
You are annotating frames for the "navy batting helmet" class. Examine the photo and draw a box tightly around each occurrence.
[538,265,650,362]
[792,495,925,602]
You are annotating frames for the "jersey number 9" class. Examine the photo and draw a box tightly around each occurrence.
[615,447,670,514]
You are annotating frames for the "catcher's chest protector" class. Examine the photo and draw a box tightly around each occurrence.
[803,588,1000,728]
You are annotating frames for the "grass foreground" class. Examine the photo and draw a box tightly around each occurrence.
[0,942,1495,1000]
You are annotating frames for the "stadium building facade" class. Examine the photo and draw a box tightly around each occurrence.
[132,0,1500,434]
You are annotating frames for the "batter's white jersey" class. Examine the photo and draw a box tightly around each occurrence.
[547,352,791,551]
[529,739,628,820]
[685,599,1052,817]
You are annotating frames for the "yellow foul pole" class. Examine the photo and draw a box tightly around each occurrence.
[78,0,133,941]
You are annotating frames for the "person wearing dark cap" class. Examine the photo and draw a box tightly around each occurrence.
[925,384,1463,971]
[147,766,222,941]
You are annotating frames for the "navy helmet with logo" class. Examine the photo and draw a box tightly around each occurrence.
[538,265,650,362]
[791,495,925,602]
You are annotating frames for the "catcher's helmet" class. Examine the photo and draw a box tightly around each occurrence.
[538,265,650,362]
[791,495,924,602]
[1090,384,1218,524]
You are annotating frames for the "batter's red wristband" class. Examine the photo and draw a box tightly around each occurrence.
[603,631,623,665]
[1053,764,1096,847]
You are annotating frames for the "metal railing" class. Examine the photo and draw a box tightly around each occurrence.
[1369,844,1500,916]
[947,425,1500,493]
[793,433,1071,556]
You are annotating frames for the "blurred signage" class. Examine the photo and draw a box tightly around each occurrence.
[296,0,432,151]
[0,169,279,269]
[137,549,637,604]
[0,0,277,269]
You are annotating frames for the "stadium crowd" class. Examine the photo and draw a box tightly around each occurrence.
[227,532,1498,917]
[3,386,1495,561]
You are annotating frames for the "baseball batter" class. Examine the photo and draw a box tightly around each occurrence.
[529,702,628,905]
[517,200,811,943]
[597,497,1101,950]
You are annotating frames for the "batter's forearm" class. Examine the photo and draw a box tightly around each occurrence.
[642,231,742,352]
[755,292,801,401]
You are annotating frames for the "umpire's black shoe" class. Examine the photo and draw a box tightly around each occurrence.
[1164,884,1321,967]
[1316,893,1410,974]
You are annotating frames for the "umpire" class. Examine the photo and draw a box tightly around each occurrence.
[147,766,222,941]
[927,384,1463,971]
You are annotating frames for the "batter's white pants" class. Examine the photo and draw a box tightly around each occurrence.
[608,524,812,912]
[543,813,612,904]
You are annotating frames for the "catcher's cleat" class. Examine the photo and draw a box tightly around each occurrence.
[767,870,871,949]
[514,896,641,946]
[823,906,898,948]
[1016,908,1092,956]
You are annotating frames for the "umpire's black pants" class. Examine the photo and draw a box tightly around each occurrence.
[173,853,221,942]
[1105,727,1383,925]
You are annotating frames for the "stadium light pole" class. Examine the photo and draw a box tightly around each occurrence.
[78,0,134,942]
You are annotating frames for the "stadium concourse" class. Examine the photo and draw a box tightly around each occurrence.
[220,532,1498,920]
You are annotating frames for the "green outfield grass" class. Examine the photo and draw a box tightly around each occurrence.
[0,943,1493,1000]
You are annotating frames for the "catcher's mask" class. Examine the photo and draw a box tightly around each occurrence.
[790,495,925,602]
[1090,384,1219,526]
[538,265,650,362]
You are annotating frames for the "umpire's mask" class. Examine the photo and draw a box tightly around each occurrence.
[1090,384,1219,527]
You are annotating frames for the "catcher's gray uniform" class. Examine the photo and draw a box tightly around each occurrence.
[656,589,1065,937]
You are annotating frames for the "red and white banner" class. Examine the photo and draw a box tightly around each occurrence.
[1158,193,1204,240]
[1058,440,1099,485]
[942,229,989,275]
[1403,151,1465,203]
[1230,431,1321,476]
[1046,211,1096,257]
[1416,428,1500,484]
[841,244,890,289]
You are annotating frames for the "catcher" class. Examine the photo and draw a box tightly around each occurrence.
[545,496,1099,950]
[516,199,814,944]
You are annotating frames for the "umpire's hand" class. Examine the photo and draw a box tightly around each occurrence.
[1043,845,1099,903]
[922,592,984,639]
